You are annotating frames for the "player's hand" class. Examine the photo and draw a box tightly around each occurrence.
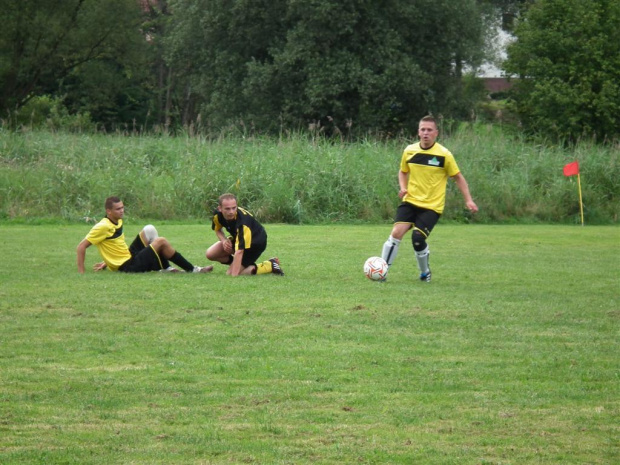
[222,239,233,254]
[93,262,107,271]
[398,188,407,199]
[466,200,478,213]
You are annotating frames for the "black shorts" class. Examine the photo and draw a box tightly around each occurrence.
[119,244,165,272]
[240,241,267,267]
[119,234,167,272]
[394,202,440,238]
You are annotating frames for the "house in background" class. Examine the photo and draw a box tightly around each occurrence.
[482,77,514,95]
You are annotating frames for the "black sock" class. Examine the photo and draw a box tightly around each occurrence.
[170,251,194,272]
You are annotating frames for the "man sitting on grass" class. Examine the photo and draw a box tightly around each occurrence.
[206,193,283,276]
[77,196,213,274]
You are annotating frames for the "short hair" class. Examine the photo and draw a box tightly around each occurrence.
[105,196,122,210]
[218,193,237,206]
[420,115,437,126]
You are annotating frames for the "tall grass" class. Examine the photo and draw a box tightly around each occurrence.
[0,126,618,224]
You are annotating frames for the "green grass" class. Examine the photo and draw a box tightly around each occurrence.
[0,223,618,464]
[1,128,619,224]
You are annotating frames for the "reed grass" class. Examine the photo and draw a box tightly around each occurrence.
[0,126,618,224]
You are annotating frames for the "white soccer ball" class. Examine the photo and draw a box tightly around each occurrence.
[364,256,388,281]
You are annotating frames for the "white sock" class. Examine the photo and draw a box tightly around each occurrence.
[382,235,401,267]
[415,245,430,274]
[142,224,159,244]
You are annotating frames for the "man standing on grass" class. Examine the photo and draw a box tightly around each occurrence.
[206,193,284,276]
[381,115,478,282]
[77,196,213,274]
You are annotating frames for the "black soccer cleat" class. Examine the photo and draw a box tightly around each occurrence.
[270,257,284,276]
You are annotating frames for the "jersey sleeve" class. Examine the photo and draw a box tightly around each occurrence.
[211,212,223,231]
[84,222,111,245]
[400,147,412,173]
[445,151,461,177]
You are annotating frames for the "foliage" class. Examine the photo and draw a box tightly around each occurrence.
[504,0,620,142]
[0,224,618,463]
[0,128,618,224]
[165,0,488,135]
[0,0,153,129]
[3,95,94,132]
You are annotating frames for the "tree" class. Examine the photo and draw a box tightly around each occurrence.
[165,0,488,135]
[504,0,620,142]
[0,0,151,128]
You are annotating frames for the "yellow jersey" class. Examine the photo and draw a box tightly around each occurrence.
[399,141,460,214]
[84,217,131,271]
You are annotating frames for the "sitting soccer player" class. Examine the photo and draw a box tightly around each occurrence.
[205,193,283,276]
[77,196,213,274]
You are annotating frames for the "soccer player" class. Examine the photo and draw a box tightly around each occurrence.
[381,115,478,282]
[77,196,213,274]
[206,193,284,276]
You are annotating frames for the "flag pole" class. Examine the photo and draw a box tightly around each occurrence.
[577,173,584,226]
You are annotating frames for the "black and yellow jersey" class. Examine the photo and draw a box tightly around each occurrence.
[83,217,131,271]
[399,141,461,214]
[211,207,267,251]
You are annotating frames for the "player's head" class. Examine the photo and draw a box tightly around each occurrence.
[217,193,238,221]
[418,115,439,149]
[217,193,237,206]
[104,196,124,221]
[105,196,121,210]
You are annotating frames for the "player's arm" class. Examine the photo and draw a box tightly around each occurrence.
[230,249,244,276]
[452,173,478,213]
[215,229,233,254]
[76,239,92,274]
[398,170,408,199]
[214,227,227,242]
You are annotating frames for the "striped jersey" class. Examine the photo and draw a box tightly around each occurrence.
[211,207,267,251]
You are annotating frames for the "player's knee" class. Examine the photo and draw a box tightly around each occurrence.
[411,230,427,251]
[151,237,169,251]
[142,224,159,244]
[391,224,410,241]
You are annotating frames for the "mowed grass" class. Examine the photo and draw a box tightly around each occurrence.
[0,223,618,464]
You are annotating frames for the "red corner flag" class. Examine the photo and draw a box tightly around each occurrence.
[563,161,580,177]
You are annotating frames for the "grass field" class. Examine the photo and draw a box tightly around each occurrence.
[0,223,618,464]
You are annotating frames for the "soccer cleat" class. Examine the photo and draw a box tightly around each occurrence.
[419,270,432,282]
[160,266,181,273]
[269,257,284,276]
[193,265,214,273]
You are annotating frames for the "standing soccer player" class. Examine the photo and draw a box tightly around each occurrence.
[206,193,284,276]
[381,115,478,282]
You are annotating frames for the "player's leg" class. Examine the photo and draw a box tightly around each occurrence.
[411,210,440,282]
[119,245,165,273]
[382,203,415,268]
[382,222,410,267]
[128,228,149,256]
[151,237,213,273]
[206,241,234,265]
[255,257,284,275]
[141,224,159,244]
[132,224,173,269]
[239,242,283,276]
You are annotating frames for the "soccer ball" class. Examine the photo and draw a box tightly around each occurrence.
[364,256,388,281]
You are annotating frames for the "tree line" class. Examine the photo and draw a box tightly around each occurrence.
[1,0,617,142]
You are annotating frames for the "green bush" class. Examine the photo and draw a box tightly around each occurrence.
[4,95,95,133]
